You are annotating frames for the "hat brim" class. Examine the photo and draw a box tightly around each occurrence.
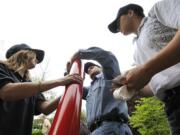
[108,18,119,33]
[31,49,45,63]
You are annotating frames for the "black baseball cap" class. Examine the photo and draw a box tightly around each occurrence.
[84,62,100,74]
[6,43,45,63]
[108,4,144,33]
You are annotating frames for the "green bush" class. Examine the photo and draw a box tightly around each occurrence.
[130,97,170,135]
[32,118,43,135]
[32,129,43,135]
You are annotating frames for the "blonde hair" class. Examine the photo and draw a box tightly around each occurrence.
[0,50,37,81]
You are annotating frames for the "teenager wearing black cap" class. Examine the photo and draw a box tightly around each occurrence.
[108,1,180,134]
[69,47,132,135]
[0,43,82,135]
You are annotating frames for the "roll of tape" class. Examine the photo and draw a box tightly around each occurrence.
[113,85,134,101]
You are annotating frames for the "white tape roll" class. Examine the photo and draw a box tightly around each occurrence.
[113,85,134,101]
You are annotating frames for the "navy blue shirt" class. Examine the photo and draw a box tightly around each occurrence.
[79,47,129,126]
[0,63,45,135]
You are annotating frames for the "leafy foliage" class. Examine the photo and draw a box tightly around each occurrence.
[130,97,170,135]
[32,118,43,135]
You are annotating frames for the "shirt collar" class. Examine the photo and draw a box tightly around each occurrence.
[91,73,103,84]
[137,17,147,37]
[95,73,103,79]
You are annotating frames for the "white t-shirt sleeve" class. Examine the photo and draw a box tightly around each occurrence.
[148,0,180,29]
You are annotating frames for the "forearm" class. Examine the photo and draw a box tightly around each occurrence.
[0,80,62,101]
[39,96,61,115]
[79,47,120,77]
[143,30,180,76]
[79,47,113,66]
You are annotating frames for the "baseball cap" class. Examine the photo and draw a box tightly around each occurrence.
[108,4,144,33]
[84,62,100,74]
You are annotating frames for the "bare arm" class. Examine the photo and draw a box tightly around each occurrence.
[38,96,61,115]
[0,74,82,101]
[70,47,120,79]
[143,30,180,76]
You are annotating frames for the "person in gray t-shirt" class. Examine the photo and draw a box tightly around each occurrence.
[108,1,180,134]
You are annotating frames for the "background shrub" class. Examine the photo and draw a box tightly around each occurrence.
[130,97,170,135]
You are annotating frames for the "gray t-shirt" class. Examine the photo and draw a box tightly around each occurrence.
[134,0,180,100]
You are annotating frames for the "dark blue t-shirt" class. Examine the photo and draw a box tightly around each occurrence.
[0,63,45,135]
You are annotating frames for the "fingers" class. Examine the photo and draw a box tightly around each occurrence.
[111,76,123,92]
[67,51,80,74]
[66,74,83,85]
[112,74,126,85]
[66,61,71,73]
[111,67,150,93]
[115,76,126,85]
[70,51,80,64]
[72,74,83,83]
[111,83,121,92]
[111,72,129,93]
